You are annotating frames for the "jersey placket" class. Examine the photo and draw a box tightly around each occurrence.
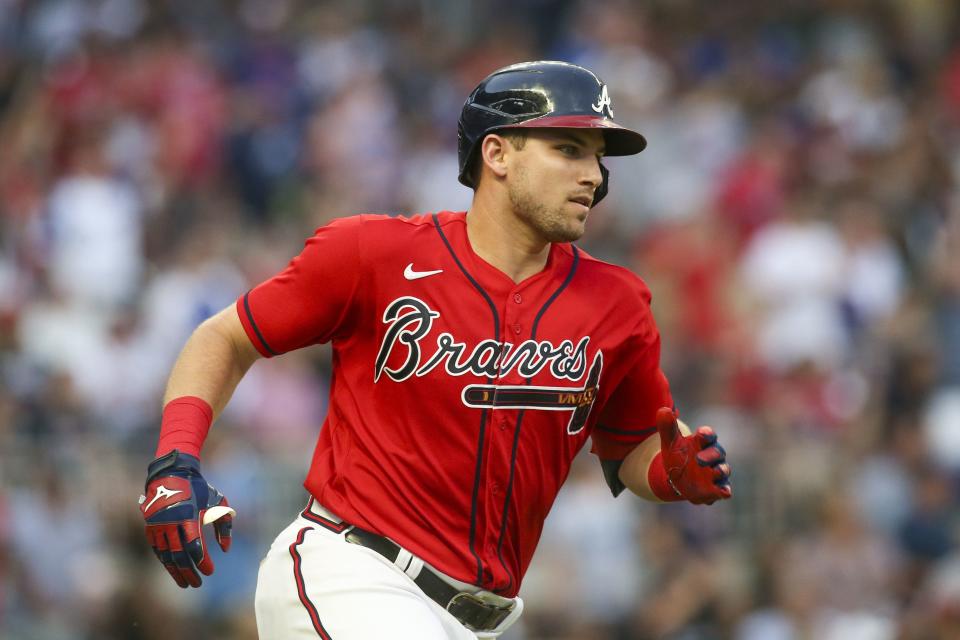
[432,215,578,592]
[477,284,533,592]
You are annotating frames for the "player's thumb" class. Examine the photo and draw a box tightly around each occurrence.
[214,514,233,553]
[655,407,680,450]
[203,504,236,552]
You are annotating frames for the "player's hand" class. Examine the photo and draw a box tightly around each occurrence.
[139,450,235,588]
[655,407,732,505]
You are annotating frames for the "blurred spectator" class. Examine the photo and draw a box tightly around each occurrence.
[45,126,143,309]
[7,465,118,636]
[739,197,848,372]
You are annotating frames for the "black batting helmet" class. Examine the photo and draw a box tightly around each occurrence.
[457,60,647,205]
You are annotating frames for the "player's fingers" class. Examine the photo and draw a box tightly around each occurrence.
[166,526,202,588]
[696,443,726,467]
[655,407,680,449]
[716,481,733,499]
[164,563,189,588]
[155,544,177,570]
[160,542,195,588]
[181,520,214,578]
[693,426,718,449]
[148,526,173,560]
[147,524,202,587]
[144,525,161,550]
[147,526,187,586]
[174,557,202,588]
[713,463,731,481]
[697,485,731,505]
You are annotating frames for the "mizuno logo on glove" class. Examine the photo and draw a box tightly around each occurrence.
[141,484,185,512]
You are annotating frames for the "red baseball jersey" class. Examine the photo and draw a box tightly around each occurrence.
[236,211,672,597]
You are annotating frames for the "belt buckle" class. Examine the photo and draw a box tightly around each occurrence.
[447,591,487,611]
[447,592,513,632]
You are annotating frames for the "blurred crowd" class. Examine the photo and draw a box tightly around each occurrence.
[1,0,960,638]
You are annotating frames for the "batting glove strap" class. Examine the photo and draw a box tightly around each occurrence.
[146,449,201,484]
[140,449,233,588]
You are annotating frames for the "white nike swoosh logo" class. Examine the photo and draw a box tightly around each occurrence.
[144,485,184,511]
[404,263,443,280]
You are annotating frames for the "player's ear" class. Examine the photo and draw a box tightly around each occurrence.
[479,133,510,181]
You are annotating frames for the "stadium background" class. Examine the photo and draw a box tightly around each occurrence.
[2,0,960,638]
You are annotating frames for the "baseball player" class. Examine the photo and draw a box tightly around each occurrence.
[139,61,732,639]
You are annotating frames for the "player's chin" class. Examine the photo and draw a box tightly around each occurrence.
[570,210,589,232]
[552,221,586,243]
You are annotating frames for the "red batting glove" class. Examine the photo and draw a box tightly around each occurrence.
[651,407,732,505]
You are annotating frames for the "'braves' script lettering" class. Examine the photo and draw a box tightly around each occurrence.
[374,297,440,382]
[374,296,591,383]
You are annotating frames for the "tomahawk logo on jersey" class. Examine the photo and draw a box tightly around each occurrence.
[236,211,672,596]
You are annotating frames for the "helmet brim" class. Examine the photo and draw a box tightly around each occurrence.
[505,114,647,155]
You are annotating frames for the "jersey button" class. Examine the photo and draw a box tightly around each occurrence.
[513,293,522,304]
[512,324,522,335]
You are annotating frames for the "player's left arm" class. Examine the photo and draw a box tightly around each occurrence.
[597,277,730,504]
[618,409,732,505]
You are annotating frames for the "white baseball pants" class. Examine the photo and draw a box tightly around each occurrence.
[254,502,522,639]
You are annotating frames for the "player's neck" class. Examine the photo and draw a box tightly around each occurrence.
[465,199,551,283]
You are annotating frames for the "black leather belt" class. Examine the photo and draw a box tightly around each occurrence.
[344,526,514,632]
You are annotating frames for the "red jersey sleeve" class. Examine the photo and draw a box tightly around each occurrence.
[590,296,673,462]
[237,216,365,356]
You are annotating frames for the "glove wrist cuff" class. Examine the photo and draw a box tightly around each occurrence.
[146,449,202,484]
[648,452,683,502]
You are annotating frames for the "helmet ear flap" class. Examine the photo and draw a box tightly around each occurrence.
[591,162,610,207]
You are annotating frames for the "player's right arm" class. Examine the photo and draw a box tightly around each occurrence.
[139,305,261,589]
[162,304,262,417]
[140,215,367,588]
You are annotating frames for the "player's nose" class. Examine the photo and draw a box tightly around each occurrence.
[579,158,603,190]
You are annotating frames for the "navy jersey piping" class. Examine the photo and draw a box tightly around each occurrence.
[243,291,280,356]
[494,245,580,594]
[432,213,499,586]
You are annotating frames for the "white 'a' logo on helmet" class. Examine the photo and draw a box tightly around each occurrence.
[591,84,613,117]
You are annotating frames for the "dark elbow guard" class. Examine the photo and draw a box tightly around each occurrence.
[600,459,627,497]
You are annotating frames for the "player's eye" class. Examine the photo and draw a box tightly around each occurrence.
[557,144,580,157]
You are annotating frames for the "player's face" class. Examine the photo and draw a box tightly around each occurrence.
[506,129,605,243]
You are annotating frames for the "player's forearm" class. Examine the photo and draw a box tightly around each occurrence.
[618,419,692,501]
[163,305,261,419]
